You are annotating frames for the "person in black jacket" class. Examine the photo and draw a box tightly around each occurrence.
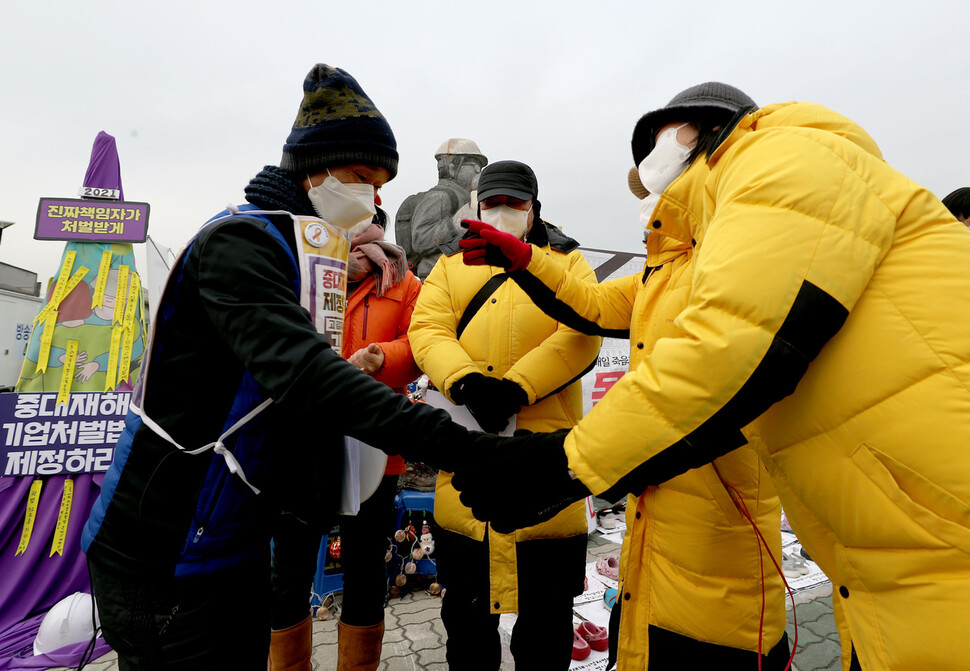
[81,63,552,671]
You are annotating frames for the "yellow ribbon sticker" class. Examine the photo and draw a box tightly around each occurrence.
[15,480,43,556]
[112,266,130,326]
[92,250,113,309]
[50,479,74,557]
[57,340,79,406]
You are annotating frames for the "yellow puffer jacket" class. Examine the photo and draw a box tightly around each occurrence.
[528,101,970,670]
[408,222,602,613]
[511,225,785,665]
[621,232,786,667]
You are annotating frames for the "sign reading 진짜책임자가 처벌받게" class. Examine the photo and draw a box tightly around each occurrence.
[34,198,150,243]
[0,392,129,477]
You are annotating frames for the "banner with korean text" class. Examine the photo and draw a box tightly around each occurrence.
[1,392,128,477]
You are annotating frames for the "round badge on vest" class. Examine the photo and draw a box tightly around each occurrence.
[304,222,329,247]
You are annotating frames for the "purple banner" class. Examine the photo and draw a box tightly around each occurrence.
[0,392,129,477]
[34,198,149,243]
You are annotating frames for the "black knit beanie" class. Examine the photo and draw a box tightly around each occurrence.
[942,187,970,219]
[280,64,399,179]
[631,82,757,165]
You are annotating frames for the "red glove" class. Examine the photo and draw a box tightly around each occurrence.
[458,219,533,272]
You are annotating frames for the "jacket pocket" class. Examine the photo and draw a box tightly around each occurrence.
[700,463,745,524]
[434,473,487,542]
[851,442,970,556]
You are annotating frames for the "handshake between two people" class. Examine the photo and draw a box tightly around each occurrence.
[428,373,590,533]
[458,219,533,272]
[447,427,591,534]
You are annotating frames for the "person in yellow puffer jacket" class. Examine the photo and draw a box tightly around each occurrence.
[595,163,791,668]
[454,83,970,671]
[408,160,602,670]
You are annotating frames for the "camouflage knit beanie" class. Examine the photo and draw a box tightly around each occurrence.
[280,64,398,179]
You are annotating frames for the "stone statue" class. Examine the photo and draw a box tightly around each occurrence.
[395,138,487,280]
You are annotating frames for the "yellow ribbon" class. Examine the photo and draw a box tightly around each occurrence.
[105,327,123,391]
[57,340,79,406]
[34,263,89,375]
[35,311,57,374]
[61,267,89,300]
[50,479,74,557]
[124,273,141,324]
[38,252,77,323]
[118,274,140,385]
[92,250,113,309]
[112,266,130,326]
[35,264,89,327]
[138,271,147,334]
[15,480,43,556]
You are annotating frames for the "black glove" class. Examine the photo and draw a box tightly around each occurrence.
[450,373,528,434]
[451,429,590,533]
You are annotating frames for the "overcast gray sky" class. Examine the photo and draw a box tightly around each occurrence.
[2,0,968,286]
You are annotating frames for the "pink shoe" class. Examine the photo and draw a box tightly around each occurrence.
[596,555,620,581]
[572,628,591,660]
[577,621,609,652]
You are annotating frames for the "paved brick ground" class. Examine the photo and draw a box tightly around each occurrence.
[785,584,843,671]
[55,509,843,670]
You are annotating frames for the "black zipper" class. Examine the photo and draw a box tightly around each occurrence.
[362,295,370,339]
[190,466,230,545]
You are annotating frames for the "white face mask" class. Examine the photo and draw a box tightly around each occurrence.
[638,193,662,234]
[637,123,692,196]
[307,171,376,231]
[480,204,530,240]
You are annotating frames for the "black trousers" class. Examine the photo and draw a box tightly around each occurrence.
[607,597,792,670]
[270,473,399,629]
[436,528,585,671]
[88,554,270,671]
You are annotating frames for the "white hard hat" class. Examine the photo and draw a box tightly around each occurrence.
[33,592,100,656]
[434,138,487,164]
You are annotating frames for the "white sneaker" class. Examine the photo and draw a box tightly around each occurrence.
[597,509,617,529]
[782,551,809,578]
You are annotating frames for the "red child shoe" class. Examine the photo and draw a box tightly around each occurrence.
[572,627,591,660]
[577,621,609,652]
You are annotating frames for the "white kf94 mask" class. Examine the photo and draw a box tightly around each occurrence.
[481,204,530,240]
[637,123,692,197]
[307,172,376,230]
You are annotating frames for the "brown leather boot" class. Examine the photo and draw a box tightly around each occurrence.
[268,616,312,671]
[337,619,384,671]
